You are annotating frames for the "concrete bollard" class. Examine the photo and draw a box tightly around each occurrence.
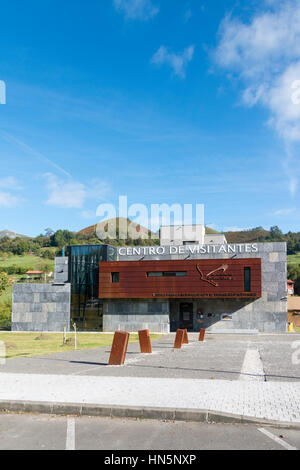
[199,328,206,342]
[174,329,185,349]
[108,331,130,366]
[182,329,189,344]
[138,329,152,354]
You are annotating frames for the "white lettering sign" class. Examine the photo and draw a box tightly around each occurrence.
[118,244,259,257]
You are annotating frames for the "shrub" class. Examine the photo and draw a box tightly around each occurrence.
[0,299,11,329]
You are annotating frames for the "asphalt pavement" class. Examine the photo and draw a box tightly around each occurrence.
[0,412,299,450]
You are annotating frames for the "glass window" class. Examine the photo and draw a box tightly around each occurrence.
[244,267,251,292]
[147,272,187,277]
[163,272,187,277]
[69,244,117,331]
[111,272,120,283]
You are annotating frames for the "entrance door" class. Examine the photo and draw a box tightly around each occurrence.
[180,303,194,331]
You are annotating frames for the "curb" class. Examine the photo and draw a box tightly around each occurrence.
[0,400,299,429]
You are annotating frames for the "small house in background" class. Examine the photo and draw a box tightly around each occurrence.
[26,270,44,280]
[287,280,295,296]
[288,296,300,327]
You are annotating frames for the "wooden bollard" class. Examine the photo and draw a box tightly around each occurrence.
[199,328,206,342]
[182,329,189,344]
[174,329,184,349]
[108,331,130,365]
[138,329,152,354]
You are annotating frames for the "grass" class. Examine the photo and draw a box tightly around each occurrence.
[287,253,300,265]
[0,332,162,359]
[295,327,300,333]
[0,285,12,304]
[0,255,48,268]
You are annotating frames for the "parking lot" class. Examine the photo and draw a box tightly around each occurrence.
[0,333,299,382]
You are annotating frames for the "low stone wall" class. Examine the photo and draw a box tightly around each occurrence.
[12,283,71,332]
[103,300,170,333]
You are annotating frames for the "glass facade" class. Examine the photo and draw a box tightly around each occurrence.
[68,245,117,331]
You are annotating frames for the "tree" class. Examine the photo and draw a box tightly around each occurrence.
[270,226,284,241]
[0,272,9,296]
[44,228,54,237]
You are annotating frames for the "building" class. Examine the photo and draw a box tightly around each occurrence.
[12,233,288,333]
[287,280,295,296]
[160,224,227,246]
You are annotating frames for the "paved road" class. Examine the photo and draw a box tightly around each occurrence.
[1,333,300,382]
[0,412,299,451]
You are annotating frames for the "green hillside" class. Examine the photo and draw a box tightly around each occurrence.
[224,227,271,243]
[288,253,300,265]
[205,227,219,235]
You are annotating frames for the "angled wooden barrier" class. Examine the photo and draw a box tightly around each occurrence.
[138,329,152,354]
[108,331,130,366]
[174,329,185,349]
[182,329,189,344]
[199,328,206,342]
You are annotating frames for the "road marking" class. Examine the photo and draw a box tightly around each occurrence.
[239,347,265,381]
[66,418,76,451]
[258,428,297,450]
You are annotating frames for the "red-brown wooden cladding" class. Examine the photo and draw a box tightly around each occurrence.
[99,259,261,299]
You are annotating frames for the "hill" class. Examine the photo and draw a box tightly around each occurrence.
[78,217,158,241]
[205,227,219,235]
[223,227,271,244]
[0,230,27,240]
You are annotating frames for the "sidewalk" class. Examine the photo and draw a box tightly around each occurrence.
[0,372,300,425]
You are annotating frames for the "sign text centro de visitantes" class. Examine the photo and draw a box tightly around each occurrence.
[118,243,259,257]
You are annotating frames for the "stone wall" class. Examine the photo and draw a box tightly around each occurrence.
[12,283,71,332]
[54,257,69,284]
[103,300,170,333]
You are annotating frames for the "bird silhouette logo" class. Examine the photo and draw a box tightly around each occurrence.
[196,264,229,287]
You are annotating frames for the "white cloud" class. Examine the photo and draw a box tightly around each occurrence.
[0,192,19,207]
[87,179,111,200]
[273,208,296,215]
[0,176,21,190]
[45,175,86,209]
[114,0,159,20]
[214,0,300,195]
[45,174,111,210]
[151,45,195,78]
[0,177,21,207]
[81,210,97,219]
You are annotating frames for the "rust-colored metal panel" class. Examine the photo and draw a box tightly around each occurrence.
[99,259,262,299]
[199,329,206,342]
[138,329,152,354]
[108,331,129,366]
[174,329,185,349]
[182,329,189,344]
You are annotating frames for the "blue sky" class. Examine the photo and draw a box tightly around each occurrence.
[0,0,300,236]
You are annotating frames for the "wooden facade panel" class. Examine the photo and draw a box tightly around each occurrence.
[99,259,261,299]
